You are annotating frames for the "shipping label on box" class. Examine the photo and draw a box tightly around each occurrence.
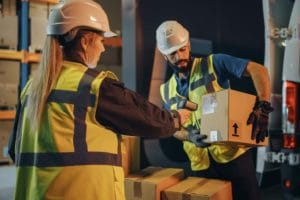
[125,166,184,200]
[201,89,268,146]
[162,177,232,200]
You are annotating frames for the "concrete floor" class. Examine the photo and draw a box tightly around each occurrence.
[0,165,299,200]
[0,165,15,200]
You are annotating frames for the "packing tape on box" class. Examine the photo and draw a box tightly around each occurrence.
[182,179,209,200]
[133,167,164,198]
[133,181,142,198]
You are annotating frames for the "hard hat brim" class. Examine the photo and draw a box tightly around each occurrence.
[104,31,117,38]
[160,40,188,55]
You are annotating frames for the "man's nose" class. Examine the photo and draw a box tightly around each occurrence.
[174,53,180,62]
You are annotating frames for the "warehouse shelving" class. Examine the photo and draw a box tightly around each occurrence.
[30,0,59,3]
[0,50,23,61]
[0,49,40,63]
[0,110,16,120]
[104,37,122,47]
[18,0,61,87]
[0,0,56,120]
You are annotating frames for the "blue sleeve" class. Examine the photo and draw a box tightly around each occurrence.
[163,102,171,111]
[212,54,249,88]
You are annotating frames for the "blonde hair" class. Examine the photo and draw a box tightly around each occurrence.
[27,36,63,131]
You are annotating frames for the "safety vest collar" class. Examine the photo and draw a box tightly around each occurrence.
[63,60,88,71]
[190,57,216,93]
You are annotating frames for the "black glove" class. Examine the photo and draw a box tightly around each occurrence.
[187,128,211,148]
[247,100,274,143]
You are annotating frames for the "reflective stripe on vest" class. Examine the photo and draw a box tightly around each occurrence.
[190,57,216,93]
[16,67,122,167]
[17,152,121,167]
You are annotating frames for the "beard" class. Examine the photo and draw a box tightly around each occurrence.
[170,63,189,73]
[168,57,193,74]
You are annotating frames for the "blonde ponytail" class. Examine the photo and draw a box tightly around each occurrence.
[27,36,63,132]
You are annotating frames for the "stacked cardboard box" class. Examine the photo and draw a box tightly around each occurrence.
[0,61,19,108]
[0,0,16,16]
[29,2,49,19]
[0,120,14,163]
[29,2,49,53]
[201,89,268,146]
[0,0,17,49]
[0,16,18,49]
[121,135,140,177]
[162,177,232,200]
[125,167,184,200]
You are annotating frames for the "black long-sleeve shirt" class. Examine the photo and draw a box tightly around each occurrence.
[96,78,178,138]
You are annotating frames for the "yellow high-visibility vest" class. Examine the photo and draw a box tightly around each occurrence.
[160,55,249,171]
[15,61,125,200]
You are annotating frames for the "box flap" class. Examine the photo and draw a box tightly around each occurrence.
[163,177,232,200]
[125,167,184,200]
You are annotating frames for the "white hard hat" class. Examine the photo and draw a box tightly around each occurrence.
[156,20,189,55]
[47,0,116,38]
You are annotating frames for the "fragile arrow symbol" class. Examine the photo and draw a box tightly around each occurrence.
[232,123,239,137]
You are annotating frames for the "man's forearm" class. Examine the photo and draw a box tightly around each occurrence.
[244,61,271,101]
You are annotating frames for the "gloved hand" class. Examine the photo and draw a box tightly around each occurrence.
[187,128,211,148]
[247,100,274,143]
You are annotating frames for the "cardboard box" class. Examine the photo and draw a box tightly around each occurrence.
[0,16,18,49]
[29,2,48,19]
[0,61,19,84]
[125,167,184,200]
[0,83,18,108]
[30,17,48,53]
[162,177,232,200]
[1,0,16,16]
[201,89,268,146]
[0,120,14,163]
[121,135,140,177]
[0,60,19,108]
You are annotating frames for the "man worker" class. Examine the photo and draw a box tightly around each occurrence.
[156,20,273,200]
